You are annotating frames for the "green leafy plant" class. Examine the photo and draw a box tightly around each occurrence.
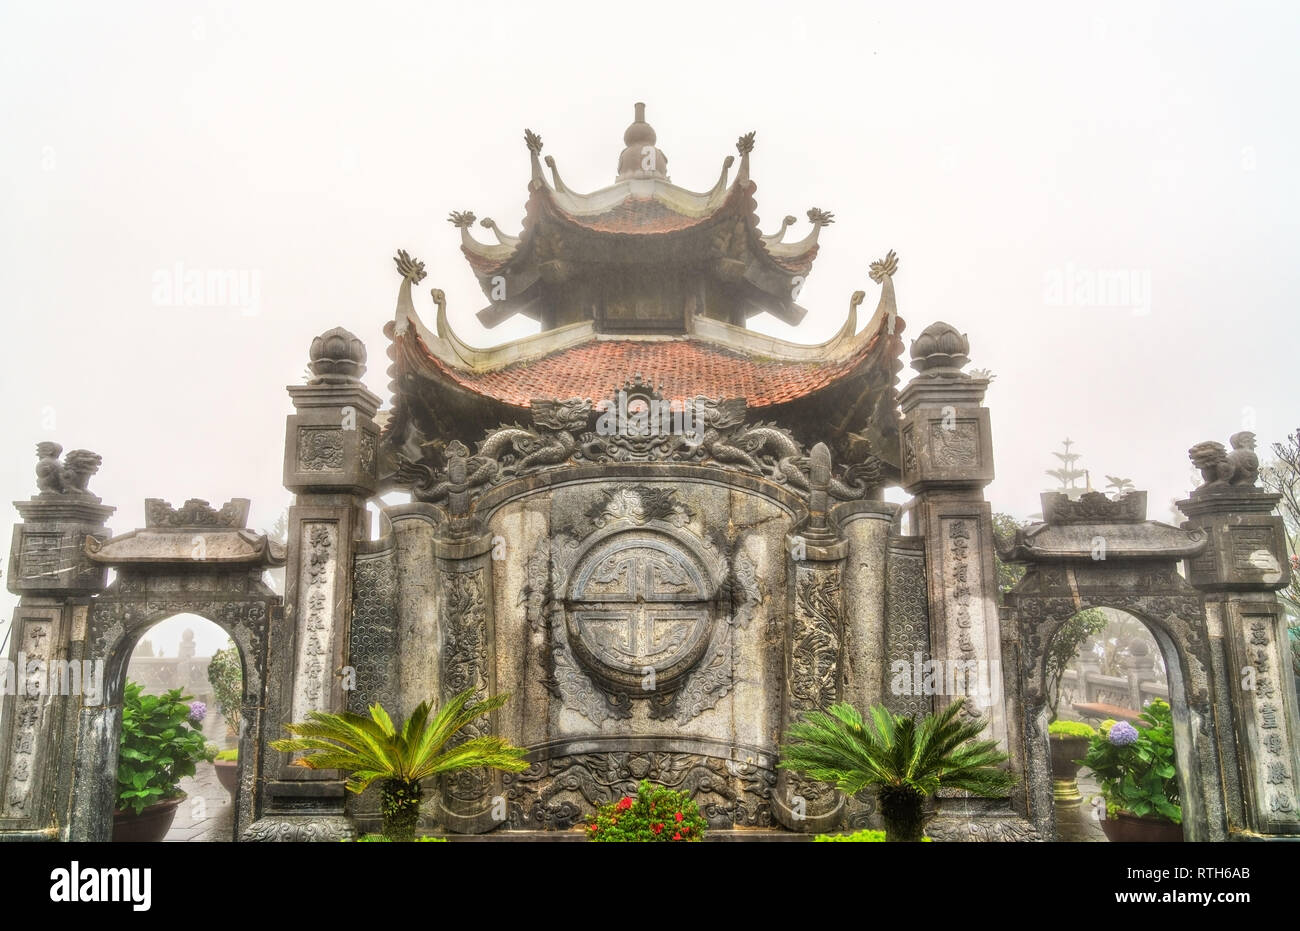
[1045,609,1108,720]
[779,698,1014,842]
[1082,699,1180,824]
[352,834,447,842]
[206,640,243,736]
[214,748,239,762]
[270,688,529,841]
[992,512,1029,600]
[116,681,216,815]
[584,779,708,842]
[1048,720,1097,739]
[815,828,931,842]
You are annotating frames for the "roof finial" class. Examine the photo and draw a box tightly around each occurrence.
[617,102,668,182]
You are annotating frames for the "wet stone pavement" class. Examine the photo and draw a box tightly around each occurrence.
[1055,771,1107,841]
[164,762,234,842]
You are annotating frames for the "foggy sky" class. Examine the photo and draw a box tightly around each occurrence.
[2,1,1297,644]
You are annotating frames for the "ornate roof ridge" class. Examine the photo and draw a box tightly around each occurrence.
[387,248,900,373]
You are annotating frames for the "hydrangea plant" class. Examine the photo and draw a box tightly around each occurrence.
[117,682,216,815]
[1081,700,1180,823]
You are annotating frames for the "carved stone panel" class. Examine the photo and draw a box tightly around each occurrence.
[291,522,337,722]
[1226,607,1300,833]
[884,539,932,720]
[566,532,713,693]
[502,746,778,830]
[2,616,55,821]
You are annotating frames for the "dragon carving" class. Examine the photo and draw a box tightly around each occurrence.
[394,392,883,508]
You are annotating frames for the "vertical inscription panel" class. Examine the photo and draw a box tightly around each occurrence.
[2,616,55,823]
[1232,610,1300,832]
[938,516,1006,748]
[291,521,338,722]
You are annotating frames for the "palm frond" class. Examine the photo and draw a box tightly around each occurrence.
[271,689,528,792]
[780,697,1014,801]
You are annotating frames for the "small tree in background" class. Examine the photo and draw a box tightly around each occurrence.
[1260,429,1300,677]
[1045,609,1109,720]
[207,640,243,739]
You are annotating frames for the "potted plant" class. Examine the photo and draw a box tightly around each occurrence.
[779,697,1014,842]
[1082,699,1182,842]
[113,682,215,842]
[1043,608,1107,801]
[1048,719,1096,807]
[584,780,708,842]
[270,687,529,841]
[213,748,239,796]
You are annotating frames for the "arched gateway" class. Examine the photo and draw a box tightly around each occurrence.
[3,106,1297,841]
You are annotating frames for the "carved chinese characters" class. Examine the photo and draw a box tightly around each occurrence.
[1238,614,1300,828]
[292,522,336,720]
[3,619,52,818]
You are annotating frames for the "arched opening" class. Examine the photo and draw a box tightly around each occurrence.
[1041,607,1184,842]
[104,612,252,843]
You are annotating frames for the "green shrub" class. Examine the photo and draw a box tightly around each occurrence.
[352,834,447,843]
[815,829,931,842]
[214,748,239,762]
[585,780,708,842]
[116,682,215,815]
[1048,720,1096,739]
[1082,699,1180,824]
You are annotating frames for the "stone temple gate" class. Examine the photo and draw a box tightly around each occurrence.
[2,105,1297,841]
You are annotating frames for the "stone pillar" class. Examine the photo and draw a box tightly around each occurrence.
[246,327,380,841]
[1,446,112,840]
[1180,485,1300,836]
[773,443,847,832]
[430,524,500,833]
[898,323,1007,750]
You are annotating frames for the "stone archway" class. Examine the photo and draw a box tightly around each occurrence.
[1001,491,1228,841]
[67,498,283,841]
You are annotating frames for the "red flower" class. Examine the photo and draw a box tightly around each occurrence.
[617,797,633,811]
[652,823,663,834]
[673,831,683,840]
[675,812,683,822]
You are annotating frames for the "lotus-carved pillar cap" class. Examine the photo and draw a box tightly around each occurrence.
[909,321,971,375]
[308,326,367,384]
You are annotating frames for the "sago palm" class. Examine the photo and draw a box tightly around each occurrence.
[270,688,529,840]
[779,698,1014,842]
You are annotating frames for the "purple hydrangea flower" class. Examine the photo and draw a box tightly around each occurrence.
[1109,721,1139,746]
[188,701,207,726]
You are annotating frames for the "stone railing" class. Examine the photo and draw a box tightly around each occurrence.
[1058,668,1168,722]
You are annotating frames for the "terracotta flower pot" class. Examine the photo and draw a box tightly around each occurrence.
[214,759,239,795]
[1049,735,1090,807]
[1099,810,1183,843]
[112,794,186,843]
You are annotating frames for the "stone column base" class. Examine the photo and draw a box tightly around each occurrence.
[242,815,356,842]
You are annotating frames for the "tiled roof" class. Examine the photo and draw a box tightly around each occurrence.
[562,197,707,235]
[413,333,881,408]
